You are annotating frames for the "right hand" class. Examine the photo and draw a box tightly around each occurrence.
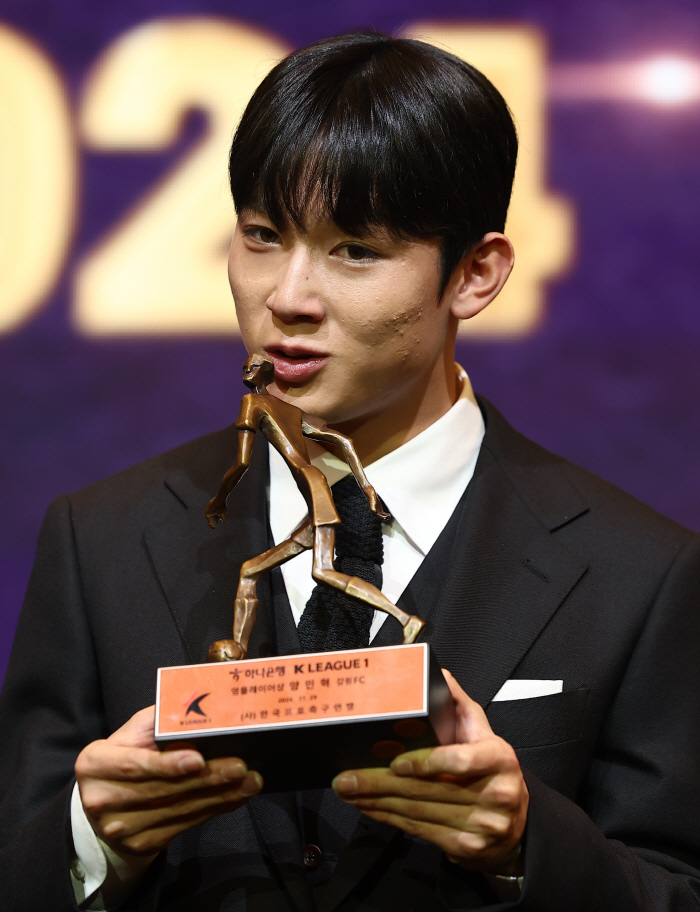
[75,706,262,857]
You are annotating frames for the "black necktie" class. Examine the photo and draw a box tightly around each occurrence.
[297,474,384,652]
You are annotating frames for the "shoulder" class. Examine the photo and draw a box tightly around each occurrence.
[61,424,243,525]
[477,396,694,556]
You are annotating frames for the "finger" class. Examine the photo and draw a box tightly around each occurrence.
[104,790,259,856]
[337,742,520,800]
[442,670,495,743]
[98,771,263,840]
[333,767,482,804]
[351,808,513,868]
[76,740,212,782]
[101,706,204,765]
[349,791,520,840]
[351,793,479,829]
[79,758,255,819]
[389,737,517,780]
[77,741,259,799]
[353,797,512,840]
[81,768,249,816]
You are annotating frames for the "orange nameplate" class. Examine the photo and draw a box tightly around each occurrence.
[155,643,455,792]
[156,643,428,737]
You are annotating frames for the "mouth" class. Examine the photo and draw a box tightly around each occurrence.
[263,345,329,384]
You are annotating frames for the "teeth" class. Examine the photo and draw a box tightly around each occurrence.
[278,351,312,360]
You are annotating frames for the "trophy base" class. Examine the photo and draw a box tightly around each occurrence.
[155,642,455,792]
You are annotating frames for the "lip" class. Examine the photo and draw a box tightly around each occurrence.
[263,345,329,384]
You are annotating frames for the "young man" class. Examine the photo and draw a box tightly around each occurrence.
[2,31,700,912]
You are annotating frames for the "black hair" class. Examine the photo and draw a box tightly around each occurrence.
[228,31,517,296]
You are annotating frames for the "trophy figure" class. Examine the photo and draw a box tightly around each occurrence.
[155,352,451,785]
[205,352,425,661]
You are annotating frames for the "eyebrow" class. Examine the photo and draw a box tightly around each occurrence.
[238,202,270,219]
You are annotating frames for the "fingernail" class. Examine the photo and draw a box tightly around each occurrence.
[332,774,358,795]
[178,754,205,774]
[223,761,247,782]
[391,758,412,776]
[104,820,125,837]
[241,771,263,795]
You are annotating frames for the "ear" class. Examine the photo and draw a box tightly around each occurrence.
[444,232,514,321]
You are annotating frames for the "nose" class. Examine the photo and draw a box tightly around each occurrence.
[266,248,325,324]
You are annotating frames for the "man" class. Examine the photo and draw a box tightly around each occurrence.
[2,30,700,912]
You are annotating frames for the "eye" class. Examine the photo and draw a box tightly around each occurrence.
[243,225,281,245]
[336,242,378,262]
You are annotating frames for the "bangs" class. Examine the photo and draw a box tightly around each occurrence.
[231,97,450,244]
[233,126,424,243]
[228,32,516,284]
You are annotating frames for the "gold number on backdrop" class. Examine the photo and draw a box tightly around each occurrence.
[0,17,571,338]
[75,18,290,334]
[403,24,574,337]
[0,24,76,332]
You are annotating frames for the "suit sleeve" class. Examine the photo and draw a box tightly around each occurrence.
[515,534,700,911]
[0,497,161,912]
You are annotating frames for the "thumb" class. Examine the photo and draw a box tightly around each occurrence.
[442,669,495,744]
[110,705,159,749]
[110,707,204,768]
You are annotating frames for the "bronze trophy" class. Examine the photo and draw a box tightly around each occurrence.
[154,354,454,790]
[204,351,425,661]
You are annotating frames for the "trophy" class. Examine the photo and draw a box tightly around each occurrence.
[155,353,455,791]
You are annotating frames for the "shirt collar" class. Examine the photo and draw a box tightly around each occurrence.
[268,364,484,555]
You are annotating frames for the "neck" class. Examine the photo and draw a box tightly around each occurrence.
[334,355,458,465]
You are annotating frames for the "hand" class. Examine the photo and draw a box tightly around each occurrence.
[75,706,263,857]
[206,497,227,528]
[363,486,392,523]
[332,670,528,874]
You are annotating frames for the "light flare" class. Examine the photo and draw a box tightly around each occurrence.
[637,55,700,105]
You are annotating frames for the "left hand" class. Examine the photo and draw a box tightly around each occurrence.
[332,670,528,874]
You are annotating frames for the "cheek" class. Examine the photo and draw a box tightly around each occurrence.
[229,270,269,342]
[228,244,266,305]
[346,289,433,361]
[360,262,438,338]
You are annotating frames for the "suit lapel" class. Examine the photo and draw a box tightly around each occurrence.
[424,399,589,707]
[143,433,278,664]
[427,445,588,706]
[376,399,589,708]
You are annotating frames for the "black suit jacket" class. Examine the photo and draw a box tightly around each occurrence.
[2,398,700,911]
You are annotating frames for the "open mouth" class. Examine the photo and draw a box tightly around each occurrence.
[264,346,329,384]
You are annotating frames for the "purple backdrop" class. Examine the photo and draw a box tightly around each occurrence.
[3,0,700,684]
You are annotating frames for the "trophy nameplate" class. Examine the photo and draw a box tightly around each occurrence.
[155,643,455,792]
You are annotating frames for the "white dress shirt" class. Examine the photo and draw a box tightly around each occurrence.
[269,366,484,638]
[70,365,484,910]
